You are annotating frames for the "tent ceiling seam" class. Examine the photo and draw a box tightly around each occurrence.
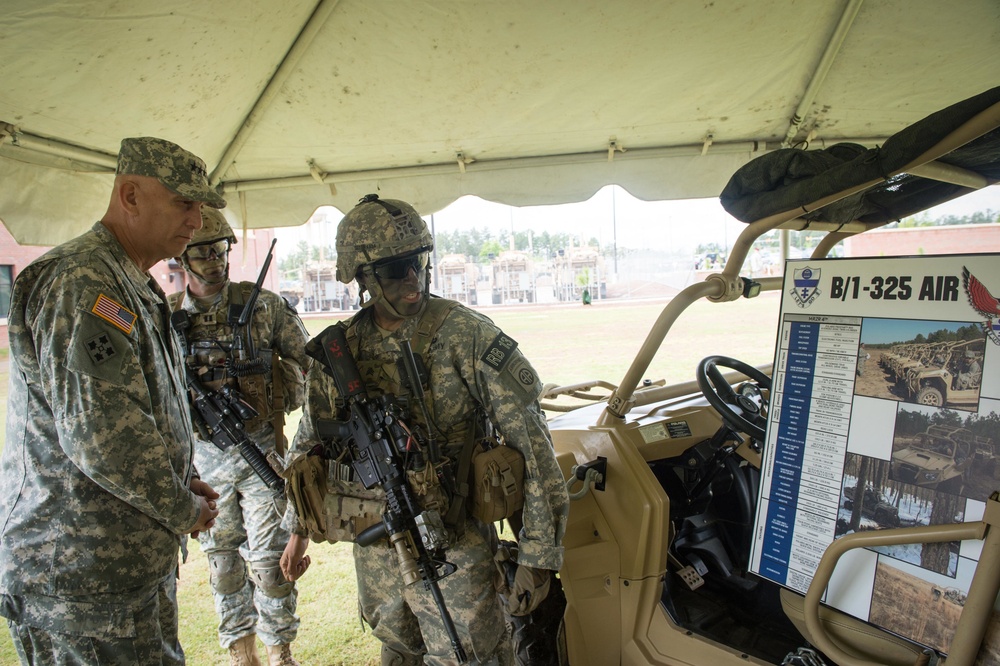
[209,0,343,186]
[220,137,889,194]
[780,0,865,148]
[0,129,894,194]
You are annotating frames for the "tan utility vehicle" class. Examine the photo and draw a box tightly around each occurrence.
[890,425,974,492]
[906,340,986,409]
[490,250,536,304]
[540,88,1000,665]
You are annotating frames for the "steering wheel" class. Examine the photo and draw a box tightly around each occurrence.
[696,355,771,441]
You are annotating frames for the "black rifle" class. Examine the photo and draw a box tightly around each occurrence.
[226,238,276,377]
[308,324,468,663]
[171,310,285,497]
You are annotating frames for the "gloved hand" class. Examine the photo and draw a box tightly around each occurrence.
[502,564,552,616]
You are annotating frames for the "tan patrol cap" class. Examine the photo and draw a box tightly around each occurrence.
[116,137,227,209]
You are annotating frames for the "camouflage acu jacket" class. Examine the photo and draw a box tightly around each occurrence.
[0,223,201,600]
[169,283,310,447]
[286,298,569,571]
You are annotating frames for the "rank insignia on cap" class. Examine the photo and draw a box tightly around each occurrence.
[92,294,137,335]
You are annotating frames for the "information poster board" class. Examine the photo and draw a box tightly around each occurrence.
[750,253,1000,653]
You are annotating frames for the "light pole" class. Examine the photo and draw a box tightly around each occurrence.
[612,187,618,275]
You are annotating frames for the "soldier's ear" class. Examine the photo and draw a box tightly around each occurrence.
[118,178,140,214]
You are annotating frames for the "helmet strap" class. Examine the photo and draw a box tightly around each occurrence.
[192,263,230,287]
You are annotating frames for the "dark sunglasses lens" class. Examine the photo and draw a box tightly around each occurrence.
[376,253,428,279]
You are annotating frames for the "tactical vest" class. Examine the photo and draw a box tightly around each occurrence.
[344,297,457,416]
[170,282,287,453]
[343,297,503,531]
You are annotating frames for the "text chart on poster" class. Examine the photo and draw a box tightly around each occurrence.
[749,254,1000,653]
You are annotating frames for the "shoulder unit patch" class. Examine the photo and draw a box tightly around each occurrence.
[92,293,137,335]
[85,332,118,365]
[481,332,518,371]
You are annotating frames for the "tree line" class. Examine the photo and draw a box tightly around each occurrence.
[279,227,601,274]
[894,406,1000,443]
[891,209,998,228]
[280,208,996,276]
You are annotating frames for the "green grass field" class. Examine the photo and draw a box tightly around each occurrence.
[0,294,780,664]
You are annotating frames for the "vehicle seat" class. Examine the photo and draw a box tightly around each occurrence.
[779,588,927,666]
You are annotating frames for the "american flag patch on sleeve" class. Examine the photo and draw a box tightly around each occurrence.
[92,294,137,335]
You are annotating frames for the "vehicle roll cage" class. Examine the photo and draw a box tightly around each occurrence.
[579,88,1000,665]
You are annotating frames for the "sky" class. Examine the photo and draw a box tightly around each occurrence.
[273,184,1000,262]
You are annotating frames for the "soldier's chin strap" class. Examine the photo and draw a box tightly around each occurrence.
[190,262,230,287]
[357,264,431,321]
[181,249,230,287]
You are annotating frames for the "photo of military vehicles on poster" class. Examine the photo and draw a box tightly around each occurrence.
[854,318,986,410]
[835,402,999,576]
[836,407,994,657]
[889,404,1000,500]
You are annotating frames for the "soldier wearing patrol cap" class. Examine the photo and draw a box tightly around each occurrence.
[170,208,310,666]
[0,137,222,664]
[280,194,570,665]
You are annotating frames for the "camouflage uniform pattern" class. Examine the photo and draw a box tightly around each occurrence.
[0,222,201,663]
[116,136,226,209]
[172,284,310,649]
[334,196,433,283]
[284,298,569,665]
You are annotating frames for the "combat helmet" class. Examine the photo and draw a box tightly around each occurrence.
[179,207,237,283]
[192,206,238,246]
[336,194,434,318]
[336,194,433,283]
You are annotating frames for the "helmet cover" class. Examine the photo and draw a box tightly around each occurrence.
[191,207,238,246]
[336,194,433,284]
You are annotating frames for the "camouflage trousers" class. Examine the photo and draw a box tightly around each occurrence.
[2,571,183,665]
[195,441,299,649]
[355,519,510,666]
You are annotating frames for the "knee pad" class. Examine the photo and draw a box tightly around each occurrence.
[208,552,247,596]
[249,560,293,599]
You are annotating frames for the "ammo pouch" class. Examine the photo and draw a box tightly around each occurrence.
[233,349,275,439]
[322,479,385,543]
[283,450,385,543]
[470,443,525,524]
[406,460,451,515]
[284,452,328,538]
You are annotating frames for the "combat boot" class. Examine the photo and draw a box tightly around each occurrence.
[266,643,300,666]
[229,634,261,666]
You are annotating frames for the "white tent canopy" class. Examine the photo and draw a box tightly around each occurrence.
[1,0,998,245]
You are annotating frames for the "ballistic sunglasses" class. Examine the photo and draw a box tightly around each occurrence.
[185,239,230,260]
[372,251,430,280]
